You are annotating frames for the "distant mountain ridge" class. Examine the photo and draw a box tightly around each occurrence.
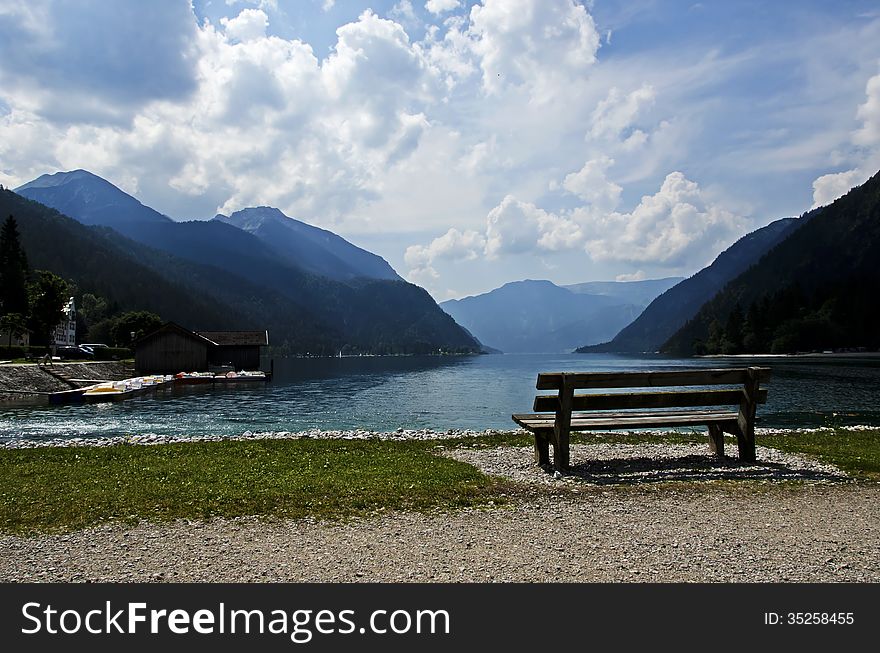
[214,207,400,282]
[579,216,803,353]
[440,278,676,353]
[13,170,480,355]
[16,169,172,226]
[564,277,682,305]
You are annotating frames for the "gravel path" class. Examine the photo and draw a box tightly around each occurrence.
[1,443,877,583]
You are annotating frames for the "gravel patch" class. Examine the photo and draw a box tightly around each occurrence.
[2,484,878,582]
[444,442,848,485]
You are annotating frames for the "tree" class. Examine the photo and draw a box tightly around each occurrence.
[0,215,29,317]
[0,312,27,349]
[112,311,163,347]
[27,271,68,347]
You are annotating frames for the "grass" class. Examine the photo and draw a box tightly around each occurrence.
[760,428,880,481]
[1,427,877,534]
[0,439,512,535]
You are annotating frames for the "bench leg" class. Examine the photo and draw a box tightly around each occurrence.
[707,424,724,457]
[736,428,756,463]
[552,428,570,472]
[534,430,551,467]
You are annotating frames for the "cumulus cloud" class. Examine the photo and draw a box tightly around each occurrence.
[811,72,880,208]
[221,8,269,42]
[406,165,744,282]
[485,195,582,258]
[467,0,600,95]
[811,169,864,209]
[405,227,486,281]
[576,171,745,266]
[853,73,880,147]
[562,156,622,212]
[425,0,460,15]
[589,85,655,141]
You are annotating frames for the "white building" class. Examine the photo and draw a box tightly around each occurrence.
[52,297,76,347]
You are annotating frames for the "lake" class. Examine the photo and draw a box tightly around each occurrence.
[2,353,879,443]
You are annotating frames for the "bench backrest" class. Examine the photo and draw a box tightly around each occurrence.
[533,367,770,413]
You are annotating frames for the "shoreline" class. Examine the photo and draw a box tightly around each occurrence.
[1,423,877,450]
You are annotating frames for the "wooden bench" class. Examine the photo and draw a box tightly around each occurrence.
[512,367,770,472]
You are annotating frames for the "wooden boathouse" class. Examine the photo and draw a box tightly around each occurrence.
[134,323,269,374]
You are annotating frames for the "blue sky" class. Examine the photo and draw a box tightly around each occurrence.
[1,0,879,299]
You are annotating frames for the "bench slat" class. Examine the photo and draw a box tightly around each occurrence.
[533,388,767,412]
[513,411,739,431]
[536,367,771,390]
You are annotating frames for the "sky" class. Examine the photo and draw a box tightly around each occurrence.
[1,1,879,301]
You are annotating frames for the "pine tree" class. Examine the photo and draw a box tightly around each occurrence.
[0,215,29,317]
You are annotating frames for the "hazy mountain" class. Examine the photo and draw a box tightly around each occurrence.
[662,169,880,355]
[215,207,400,282]
[12,171,480,355]
[440,279,661,353]
[579,216,803,354]
[16,169,172,227]
[564,277,682,305]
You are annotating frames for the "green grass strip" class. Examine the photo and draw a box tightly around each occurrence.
[0,439,508,535]
[759,428,880,481]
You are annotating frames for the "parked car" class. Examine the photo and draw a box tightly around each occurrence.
[56,345,95,359]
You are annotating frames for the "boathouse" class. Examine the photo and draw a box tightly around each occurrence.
[134,323,269,374]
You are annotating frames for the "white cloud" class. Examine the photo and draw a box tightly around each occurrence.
[485,195,582,258]
[853,73,880,147]
[221,8,269,43]
[425,0,460,16]
[576,171,745,266]
[811,169,864,208]
[390,1,417,24]
[589,85,655,141]
[405,227,486,282]
[322,0,335,12]
[811,71,880,208]
[562,156,622,212]
[467,0,600,95]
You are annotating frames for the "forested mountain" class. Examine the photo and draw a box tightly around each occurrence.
[215,207,400,282]
[440,279,669,353]
[1,188,340,351]
[7,174,481,355]
[579,216,803,353]
[662,169,880,355]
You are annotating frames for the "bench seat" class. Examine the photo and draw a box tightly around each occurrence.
[512,409,740,432]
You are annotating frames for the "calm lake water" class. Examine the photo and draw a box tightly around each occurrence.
[2,353,880,442]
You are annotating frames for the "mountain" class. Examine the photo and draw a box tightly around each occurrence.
[17,171,400,284]
[12,171,481,355]
[662,169,880,355]
[564,277,682,305]
[15,169,172,227]
[214,207,400,282]
[1,187,337,350]
[579,216,802,353]
[439,279,669,353]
